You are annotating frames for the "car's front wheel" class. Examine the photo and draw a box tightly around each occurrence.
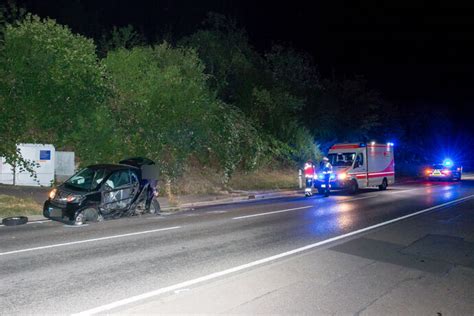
[75,207,101,225]
[349,180,358,194]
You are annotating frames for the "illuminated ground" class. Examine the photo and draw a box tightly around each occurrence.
[1,180,473,314]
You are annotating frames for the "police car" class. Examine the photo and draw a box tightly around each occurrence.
[425,159,462,181]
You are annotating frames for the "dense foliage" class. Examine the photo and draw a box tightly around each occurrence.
[1,8,456,191]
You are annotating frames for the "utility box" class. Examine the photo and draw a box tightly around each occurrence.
[0,143,56,187]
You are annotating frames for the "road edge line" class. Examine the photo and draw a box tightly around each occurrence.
[232,206,312,220]
[0,226,181,256]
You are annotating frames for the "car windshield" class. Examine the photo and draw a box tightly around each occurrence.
[433,164,448,169]
[65,168,110,191]
[327,153,356,167]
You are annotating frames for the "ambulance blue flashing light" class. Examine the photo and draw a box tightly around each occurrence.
[443,158,453,167]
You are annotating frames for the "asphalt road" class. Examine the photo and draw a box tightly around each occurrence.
[1,180,473,315]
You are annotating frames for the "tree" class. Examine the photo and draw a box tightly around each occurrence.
[0,14,109,166]
[104,44,219,180]
[306,75,382,145]
[97,24,145,57]
[264,44,320,98]
[179,13,263,113]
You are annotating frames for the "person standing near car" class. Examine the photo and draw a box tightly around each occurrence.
[321,157,333,197]
[304,160,316,196]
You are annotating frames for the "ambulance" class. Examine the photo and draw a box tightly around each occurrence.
[314,142,395,193]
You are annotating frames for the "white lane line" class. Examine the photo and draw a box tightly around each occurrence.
[338,195,378,202]
[27,220,52,224]
[0,219,52,227]
[0,226,181,257]
[388,188,421,194]
[73,194,474,316]
[232,206,312,220]
[233,195,377,220]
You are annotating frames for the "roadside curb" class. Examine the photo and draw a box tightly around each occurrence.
[1,189,303,222]
[158,189,302,214]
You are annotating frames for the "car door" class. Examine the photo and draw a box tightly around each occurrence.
[353,153,367,188]
[101,170,134,214]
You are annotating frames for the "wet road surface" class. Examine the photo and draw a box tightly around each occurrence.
[1,180,473,314]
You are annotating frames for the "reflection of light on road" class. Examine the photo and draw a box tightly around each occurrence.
[311,202,354,235]
[337,203,354,230]
[443,190,453,199]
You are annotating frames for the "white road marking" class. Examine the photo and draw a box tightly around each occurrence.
[0,226,181,257]
[64,224,89,228]
[73,194,474,316]
[0,219,52,228]
[174,289,190,294]
[206,210,228,214]
[387,188,421,194]
[232,206,312,220]
[338,195,378,202]
[27,220,52,224]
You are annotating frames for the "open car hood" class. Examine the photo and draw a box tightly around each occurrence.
[119,157,155,167]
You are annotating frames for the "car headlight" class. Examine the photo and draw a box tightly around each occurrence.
[49,188,57,200]
[338,173,347,180]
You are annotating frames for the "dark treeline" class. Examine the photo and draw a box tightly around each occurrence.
[0,1,469,191]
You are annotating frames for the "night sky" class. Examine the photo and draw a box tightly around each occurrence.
[16,0,474,126]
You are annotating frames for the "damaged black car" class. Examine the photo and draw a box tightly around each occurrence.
[43,158,160,225]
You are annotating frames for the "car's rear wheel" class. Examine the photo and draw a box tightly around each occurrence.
[378,178,388,190]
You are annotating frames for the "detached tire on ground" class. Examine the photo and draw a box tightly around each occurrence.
[2,216,28,226]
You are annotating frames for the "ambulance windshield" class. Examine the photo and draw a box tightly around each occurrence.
[327,153,356,167]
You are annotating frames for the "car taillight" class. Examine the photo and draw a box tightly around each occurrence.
[49,188,57,199]
[442,169,451,175]
[425,169,432,175]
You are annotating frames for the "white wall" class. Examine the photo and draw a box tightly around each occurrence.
[0,144,56,187]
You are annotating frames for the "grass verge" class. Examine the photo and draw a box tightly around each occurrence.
[228,168,298,191]
[0,194,43,218]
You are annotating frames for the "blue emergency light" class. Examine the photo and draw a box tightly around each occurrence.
[443,158,453,167]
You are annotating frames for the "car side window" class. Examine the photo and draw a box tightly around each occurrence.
[130,171,139,185]
[355,154,364,168]
[106,170,131,189]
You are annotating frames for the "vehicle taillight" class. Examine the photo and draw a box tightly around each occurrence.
[425,169,432,175]
[442,169,451,175]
